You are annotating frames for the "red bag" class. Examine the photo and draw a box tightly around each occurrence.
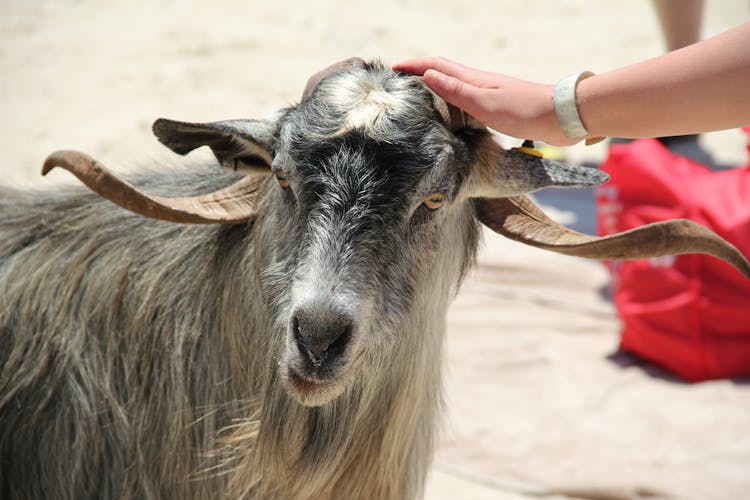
[597,132,750,382]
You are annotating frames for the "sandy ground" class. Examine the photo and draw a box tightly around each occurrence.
[2,1,750,499]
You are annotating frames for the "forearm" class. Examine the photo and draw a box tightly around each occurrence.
[578,21,750,139]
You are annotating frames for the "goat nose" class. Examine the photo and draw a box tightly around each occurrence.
[292,309,353,366]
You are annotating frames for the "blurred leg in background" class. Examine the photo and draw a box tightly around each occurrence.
[651,0,714,163]
[652,0,704,51]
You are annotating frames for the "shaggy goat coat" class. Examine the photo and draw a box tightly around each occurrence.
[4,61,746,500]
[0,64,479,499]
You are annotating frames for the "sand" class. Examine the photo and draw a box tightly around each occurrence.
[2,2,749,498]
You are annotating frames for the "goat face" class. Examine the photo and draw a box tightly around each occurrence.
[265,69,480,406]
[42,60,750,407]
[245,63,609,406]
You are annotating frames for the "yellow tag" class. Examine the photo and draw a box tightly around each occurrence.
[511,146,544,158]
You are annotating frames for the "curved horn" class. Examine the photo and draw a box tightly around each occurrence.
[42,150,265,224]
[301,57,367,102]
[474,196,750,278]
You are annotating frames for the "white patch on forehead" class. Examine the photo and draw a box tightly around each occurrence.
[343,89,401,132]
[318,72,412,136]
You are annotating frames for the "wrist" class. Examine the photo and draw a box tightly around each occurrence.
[552,71,604,145]
[533,84,578,146]
[503,81,575,146]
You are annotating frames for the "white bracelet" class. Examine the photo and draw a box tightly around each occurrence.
[553,71,599,144]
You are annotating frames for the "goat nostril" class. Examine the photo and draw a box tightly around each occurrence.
[292,315,304,347]
[291,310,354,366]
[325,323,352,360]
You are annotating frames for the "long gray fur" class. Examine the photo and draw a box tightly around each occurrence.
[0,61,602,499]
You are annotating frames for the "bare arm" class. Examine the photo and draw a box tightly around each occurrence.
[579,21,750,140]
[394,21,750,146]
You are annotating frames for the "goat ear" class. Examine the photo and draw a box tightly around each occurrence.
[152,118,276,175]
[463,135,608,198]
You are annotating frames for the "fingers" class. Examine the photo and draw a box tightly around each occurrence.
[393,57,498,88]
[422,69,491,122]
[392,58,435,76]
[395,58,568,145]
[393,57,464,76]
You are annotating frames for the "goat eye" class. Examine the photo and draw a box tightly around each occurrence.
[275,173,290,189]
[423,193,445,210]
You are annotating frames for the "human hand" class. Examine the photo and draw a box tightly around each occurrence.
[393,57,576,146]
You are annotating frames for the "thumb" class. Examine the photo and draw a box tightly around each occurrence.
[423,69,487,120]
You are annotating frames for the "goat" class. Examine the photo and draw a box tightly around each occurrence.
[1,59,748,500]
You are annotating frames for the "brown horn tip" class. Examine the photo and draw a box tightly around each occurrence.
[42,149,77,176]
[42,149,265,224]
